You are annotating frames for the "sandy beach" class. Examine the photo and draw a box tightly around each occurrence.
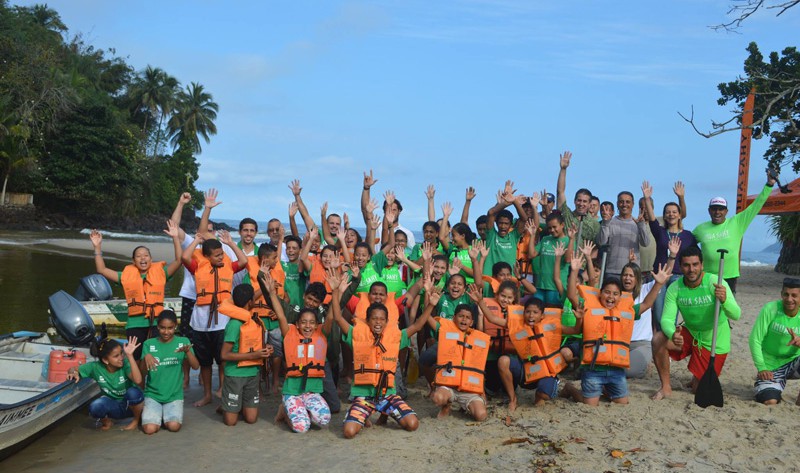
[2,237,798,472]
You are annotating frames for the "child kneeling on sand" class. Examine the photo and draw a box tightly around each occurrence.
[329,270,430,439]
[67,337,144,431]
[141,310,199,434]
[219,285,273,426]
[260,271,333,433]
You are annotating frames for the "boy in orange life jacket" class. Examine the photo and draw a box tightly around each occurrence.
[181,230,249,408]
[329,270,430,439]
[476,290,582,411]
[424,292,489,422]
[219,284,273,425]
[561,254,669,406]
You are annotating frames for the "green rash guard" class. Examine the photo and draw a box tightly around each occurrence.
[343,326,410,398]
[356,253,389,294]
[482,227,521,276]
[748,300,800,372]
[448,246,475,285]
[116,266,171,329]
[532,235,569,291]
[281,260,306,306]
[78,358,133,400]
[222,319,261,378]
[143,336,193,403]
[692,184,772,279]
[435,293,472,319]
[660,273,741,354]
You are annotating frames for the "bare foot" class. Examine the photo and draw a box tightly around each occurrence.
[274,406,288,425]
[651,388,671,400]
[533,398,546,407]
[121,419,139,431]
[214,389,222,399]
[98,418,114,431]
[194,396,212,407]
[508,397,518,412]
[437,404,451,419]
[364,418,373,428]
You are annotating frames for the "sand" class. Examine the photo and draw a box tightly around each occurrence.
[2,238,798,473]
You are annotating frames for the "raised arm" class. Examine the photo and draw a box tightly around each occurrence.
[289,179,317,234]
[288,202,300,237]
[642,181,657,223]
[380,206,397,253]
[361,170,378,223]
[460,187,476,225]
[123,337,143,385]
[556,151,572,208]
[320,202,336,246]
[526,220,539,258]
[406,288,434,338]
[673,181,687,219]
[219,230,248,269]
[438,202,453,251]
[366,213,380,250]
[579,240,598,287]
[260,271,290,336]
[395,244,422,272]
[89,230,120,282]
[170,191,192,241]
[299,228,317,272]
[471,284,506,328]
[553,241,567,297]
[197,188,221,241]
[566,252,585,308]
[425,185,436,222]
[181,234,203,266]
[163,220,184,277]
[330,270,353,335]
[638,264,672,314]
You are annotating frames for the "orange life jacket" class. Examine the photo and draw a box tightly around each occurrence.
[434,318,490,394]
[352,321,401,396]
[517,232,532,276]
[219,299,266,368]
[194,249,234,327]
[481,299,521,355]
[245,255,287,322]
[308,255,332,304]
[354,292,400,325]
[481,275,520,296]
[508,307,567,383]
[284,325,327,390]
[578,285,635,369]
[121,262,166,319]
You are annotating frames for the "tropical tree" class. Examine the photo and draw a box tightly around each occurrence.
[128,66,178,156]
[168,82,219,154]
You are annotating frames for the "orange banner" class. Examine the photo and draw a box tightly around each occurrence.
[736,88,756,213]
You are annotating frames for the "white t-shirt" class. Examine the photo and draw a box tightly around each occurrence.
[190,304,230,332]
[631,280,655,342]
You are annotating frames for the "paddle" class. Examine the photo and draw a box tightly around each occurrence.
[694,248,728,408]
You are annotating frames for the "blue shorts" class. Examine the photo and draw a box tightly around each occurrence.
[580,367,628,400]
[521,376,560,399]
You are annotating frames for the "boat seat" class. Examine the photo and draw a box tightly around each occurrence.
[0,351,50,363]
[0,378,59,393]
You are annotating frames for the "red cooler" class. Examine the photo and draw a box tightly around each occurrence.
[48,350,87,383]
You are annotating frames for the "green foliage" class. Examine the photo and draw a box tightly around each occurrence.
[0,2,217,218]
[768,214,800,244]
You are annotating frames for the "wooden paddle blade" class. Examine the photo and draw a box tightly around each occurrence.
[695,357,723,408]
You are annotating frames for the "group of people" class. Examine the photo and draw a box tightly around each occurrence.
[67,152,800,438]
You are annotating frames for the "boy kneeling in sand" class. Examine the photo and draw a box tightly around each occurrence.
[749,278,800,405]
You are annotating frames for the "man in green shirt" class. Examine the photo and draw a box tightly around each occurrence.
[482,181,530,276]
[749,278,800,405]
[660,246,741,394]
[556,150,600,249]
[692,170,776,293]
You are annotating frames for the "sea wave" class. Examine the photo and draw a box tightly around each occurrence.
[741,260,771,267]
[79,228,170,242]
[0,238,52,246]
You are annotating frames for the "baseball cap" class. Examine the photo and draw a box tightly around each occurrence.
[546,193,555,203]
[708,197,727,208]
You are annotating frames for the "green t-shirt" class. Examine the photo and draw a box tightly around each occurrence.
[693,184,771,279]
[561,298,582,344]
[143,336,193,403]
[356,253,388,294]
[79,358,133,400]
[223,319,261,377]
[343,326,410,398]
[532,235,569,292]
[117,266,171,329]
[482,227,521,276]
[382,264,407,294]
[448,246,475,285]
[280,333,327,396]
[281,260,306,307]
[748,300,800,372]
[435,293,472,319]
[661,273,741,354]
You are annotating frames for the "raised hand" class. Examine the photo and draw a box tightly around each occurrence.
[320,202,328,216]
[425,185,435,200]
[495,190,504,206]
[668,236,681,258]
[329,252,342,269]
[90,229,103,248]
[559,151,572,169]
[365,198,379,214]
[579,240,595,258]
[468,245,479,260]
[572,303,585,321]
[204,188,221,208]
[179,192,192,205]
[553,241,567,258]
[465,186,476,201]
[449,259,463,276]
[218,230,234,247]
[363,169,378,189]
[642,180,653,199]
[385,206,398,226]
[343,213,350,230]
[600,202,614,221]
[441,201,453,218]
[570,252,585,271]
[289,179,302,196]
[325,268,343,292]
[369,213,381,230]
[259,271,276,294]
[395,244,409,261]
[466,283,483,303]
[123,336,141,358]
[567,222,578,239]
[383,190,395,206]
[673,181,685,198]
[476,239,489,259]
[529,192,541,209]
[335,228,346,244]
[422,241,433,262]
[288,202,298,218]
[652,263,673,285]
[164,219,180,239]
[427,286,442,307]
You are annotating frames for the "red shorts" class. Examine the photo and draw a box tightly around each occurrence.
[668,326,727,380]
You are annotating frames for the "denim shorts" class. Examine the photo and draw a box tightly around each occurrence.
[580,367,628,400]
[142,397,184,425]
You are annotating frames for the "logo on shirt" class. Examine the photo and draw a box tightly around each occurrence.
[149,345,157,352]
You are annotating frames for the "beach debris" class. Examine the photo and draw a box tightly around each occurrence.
[622,460,633,468]
[610,449,625,458]
[667,462,687,468]
[570,437,586,443]
[502,437,532,445]
[627,447,647,453]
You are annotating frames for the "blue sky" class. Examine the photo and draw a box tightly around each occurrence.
[18,0,800,251]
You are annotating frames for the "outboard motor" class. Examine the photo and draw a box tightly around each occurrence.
[74,274,113,301]
[48,290,96,346]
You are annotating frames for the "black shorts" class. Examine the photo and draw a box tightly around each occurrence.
[179,297,196,340]
[125,327,153,360]
[724,277,738,294]
[193,330,224,367]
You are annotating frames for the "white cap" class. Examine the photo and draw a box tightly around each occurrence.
[708,196,727,208]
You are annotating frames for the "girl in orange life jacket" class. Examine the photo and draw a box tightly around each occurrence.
[89,222,183,366]
[561,253,670,406]
[425,290,489,422]
[476,279,523,399]
[66,337,144,431]
[259,271,334,433]
[476,289,582,412]
[329,270,430,440]
[219,284,273,426]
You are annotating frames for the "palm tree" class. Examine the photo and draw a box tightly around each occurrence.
[168,82,218,154]
[29,4,67,34]
[129,66,178,156]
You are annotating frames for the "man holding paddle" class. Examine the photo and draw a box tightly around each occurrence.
[659,246,741,396]
[749,278,800,405]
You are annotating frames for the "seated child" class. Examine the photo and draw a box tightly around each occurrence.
[141,310,199,434]
[67,336,144,431]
